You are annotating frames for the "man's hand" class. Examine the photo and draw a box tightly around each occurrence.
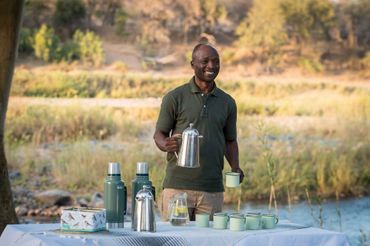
[232,167,245,183]
[163,134,181,153]
[154,130,181,153]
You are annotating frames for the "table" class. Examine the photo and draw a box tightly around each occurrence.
[0,221,350,246]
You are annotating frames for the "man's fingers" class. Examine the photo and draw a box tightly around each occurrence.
[171,133,182,139]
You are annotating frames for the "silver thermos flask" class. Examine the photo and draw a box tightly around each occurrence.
[132,185,156,232]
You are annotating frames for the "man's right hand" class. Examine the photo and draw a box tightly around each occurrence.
[163,134,181,153]
[154,130,181,153]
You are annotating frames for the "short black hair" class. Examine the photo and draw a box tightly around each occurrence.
[191,43,218,61]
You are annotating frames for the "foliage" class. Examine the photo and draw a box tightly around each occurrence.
[18,28,34,54]
[73,30,105,67]
[298,57,324,74]
[53,0,86,37]
[33,24,60,62]
[5,103,370,200]
[236,0,287,69]
[59,40,80,62]
[114,8,127,36]
[23,0,52,28]
[281,0,336,44]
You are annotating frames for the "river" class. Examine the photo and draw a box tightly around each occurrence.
[227,196,370,246]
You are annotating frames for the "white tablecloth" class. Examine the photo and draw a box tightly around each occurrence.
[0,221,350,246]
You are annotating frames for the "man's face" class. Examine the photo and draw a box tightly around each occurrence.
[191,46,220,83]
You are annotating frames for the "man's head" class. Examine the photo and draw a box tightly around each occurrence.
[191,44,220,83]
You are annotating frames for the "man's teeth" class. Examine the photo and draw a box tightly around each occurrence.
[205,71,214,75]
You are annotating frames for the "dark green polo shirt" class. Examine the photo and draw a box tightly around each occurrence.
[156,77,237,192]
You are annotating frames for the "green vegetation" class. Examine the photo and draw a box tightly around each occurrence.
[73,30,105,66]
[31,25,104,65]
[34,24,61,62]
[6,74,370,202]
[17,0,370,74]
[53,0,86,37]
[236,0,287,69]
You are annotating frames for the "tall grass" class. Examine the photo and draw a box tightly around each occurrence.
[5,102,370,202]
[6,70,370,202]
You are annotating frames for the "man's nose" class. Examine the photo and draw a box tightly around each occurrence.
[207,60,218,69]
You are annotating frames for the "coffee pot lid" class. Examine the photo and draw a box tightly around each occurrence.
[183,123,199,136]
[135,185,153,200]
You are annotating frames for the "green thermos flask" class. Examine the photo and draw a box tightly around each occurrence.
[131,162,155,222]
[104,162,127,229]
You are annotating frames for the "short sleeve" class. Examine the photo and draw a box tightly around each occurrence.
[223,99,237,141]
[156,93,177,133]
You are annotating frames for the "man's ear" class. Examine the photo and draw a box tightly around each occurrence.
[190,60,194,68]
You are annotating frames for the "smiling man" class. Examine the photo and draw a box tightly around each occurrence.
[153,43,244,221]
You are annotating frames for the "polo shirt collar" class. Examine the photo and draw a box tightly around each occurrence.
[189,76,220,96]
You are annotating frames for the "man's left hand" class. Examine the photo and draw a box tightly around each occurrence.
[232,167,245,183]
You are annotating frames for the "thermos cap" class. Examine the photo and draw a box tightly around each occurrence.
[108,162,121,175]
[136,162,148,174]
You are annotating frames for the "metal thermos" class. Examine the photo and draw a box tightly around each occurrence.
[133,185,156,232]
[104,162,127,229]
[131,162,155,223]
[177,123,202,168]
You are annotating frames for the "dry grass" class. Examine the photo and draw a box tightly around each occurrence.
[5,71,370,202]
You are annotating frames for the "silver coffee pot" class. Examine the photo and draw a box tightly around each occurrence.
[132,185,156,232]
[176,123,203,168]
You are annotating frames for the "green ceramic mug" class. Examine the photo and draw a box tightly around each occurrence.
[196,213,209,228]
[262,214,279,229]
[225,172,240,188]
[245,212,262,230]
[213,212,228,229]
[229,213,245,231]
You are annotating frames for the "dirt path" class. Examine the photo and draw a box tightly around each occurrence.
[9,97,162,108]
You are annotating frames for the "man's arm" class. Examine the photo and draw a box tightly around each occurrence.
[225,139,245,182]
[153,129,180,153]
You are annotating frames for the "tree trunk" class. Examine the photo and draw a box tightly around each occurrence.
[0,0,24,234]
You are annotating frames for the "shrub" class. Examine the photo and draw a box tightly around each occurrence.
[33,24,60,62]
[298,57,323,74]
[114,9,127,36]
[59,40,80,62]
[18,28,34,54]
[73,30,105,67]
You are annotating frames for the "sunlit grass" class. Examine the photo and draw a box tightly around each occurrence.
[6,70,370,203]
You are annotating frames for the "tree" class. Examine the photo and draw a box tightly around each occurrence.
[281,0,336,51]
[236,0,287,71]
[346,0,370,47]
[0,0,24,234]
[53,0,86,38]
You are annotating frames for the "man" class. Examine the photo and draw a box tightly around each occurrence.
[153,43,244,221]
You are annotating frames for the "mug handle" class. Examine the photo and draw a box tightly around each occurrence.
[259,218,262,229]
[275,217,279,224]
